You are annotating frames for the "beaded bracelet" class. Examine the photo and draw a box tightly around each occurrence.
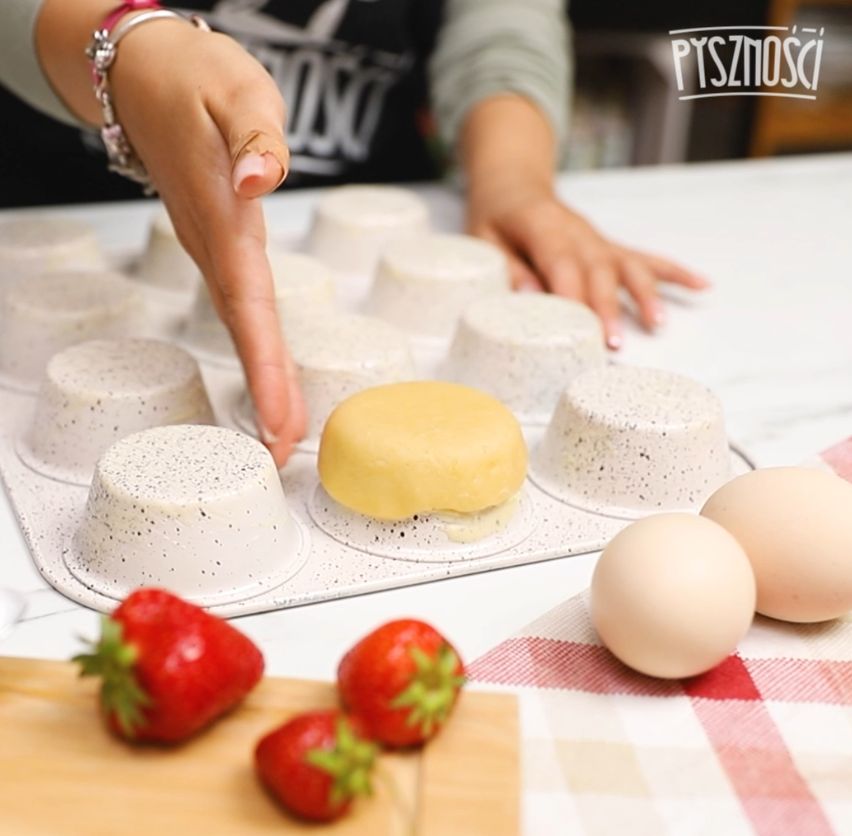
[85,2,210,192]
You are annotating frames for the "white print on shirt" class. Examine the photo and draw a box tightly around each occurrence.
[194,0,412,175]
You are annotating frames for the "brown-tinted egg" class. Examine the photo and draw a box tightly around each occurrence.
[590,513,756,679]
[701,467,852,623]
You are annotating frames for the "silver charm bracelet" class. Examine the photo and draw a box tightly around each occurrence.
[86,9,210,193]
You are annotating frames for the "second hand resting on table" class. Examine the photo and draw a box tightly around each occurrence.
[36,3,708,467]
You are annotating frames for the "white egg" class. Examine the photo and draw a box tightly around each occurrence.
[590,513,756,679]
[701,467,852,623]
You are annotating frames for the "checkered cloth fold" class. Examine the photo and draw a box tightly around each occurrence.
[470,439,852,836]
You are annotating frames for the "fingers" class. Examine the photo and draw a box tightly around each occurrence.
[201,75,304,465]
[620,258,664,331]
[233,149,288,199]
[204,62,290,199]
[624,247,711,290]
[474,228,544,292]
[586,262,624,350]
[212,223,306,465]
[505,252,545,292]
[541,255,584,299]
[497,214,586,299]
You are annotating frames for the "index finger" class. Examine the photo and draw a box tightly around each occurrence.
[206,200,307,466]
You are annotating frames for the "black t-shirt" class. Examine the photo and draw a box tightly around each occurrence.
[0,0,445,206]
[180,0,446,186]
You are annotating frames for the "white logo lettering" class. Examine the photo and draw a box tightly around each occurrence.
[669,25,825,100]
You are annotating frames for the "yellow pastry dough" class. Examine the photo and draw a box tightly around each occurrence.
[318,381,528,520]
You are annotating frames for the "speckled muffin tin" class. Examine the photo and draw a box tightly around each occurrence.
[308,185,430,275]
[0,216,104,283]
[365,233,511,341]
[133,209,201,296]
[0,270,144,392]
[442,294,607,423]
[0,196,753,617]
[308,485,537,563]
[67,424,309,606]
[182,250,337,366]
[234,312,416,450]
[530,365,734,518]
[17,338,214,486]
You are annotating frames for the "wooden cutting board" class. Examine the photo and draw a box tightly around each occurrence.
[0,656,519,836]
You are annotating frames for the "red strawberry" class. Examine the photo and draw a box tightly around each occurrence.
[337,619,465,747]
[255,710,377,822]
[73,588,264,743]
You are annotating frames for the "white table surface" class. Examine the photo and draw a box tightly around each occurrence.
[2,153,851,683]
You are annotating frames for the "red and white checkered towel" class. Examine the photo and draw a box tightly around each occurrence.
[470,440,852,836]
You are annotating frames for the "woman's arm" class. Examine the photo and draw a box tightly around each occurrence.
[3,0,302,465]
[431,0,708,348]
[0,0,80,125]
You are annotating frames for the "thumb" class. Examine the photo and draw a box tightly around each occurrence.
[208,82,290,199]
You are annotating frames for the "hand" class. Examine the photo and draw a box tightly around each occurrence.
[107,20,305,464]
[467,179,710,349]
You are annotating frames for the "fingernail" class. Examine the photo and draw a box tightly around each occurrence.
[606,322,623,350]
[233,153,267,193]
[652,303,666,327]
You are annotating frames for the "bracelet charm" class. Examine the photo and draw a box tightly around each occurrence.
[85,8,210,192]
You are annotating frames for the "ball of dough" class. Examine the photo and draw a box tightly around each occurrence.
[591,513,756,679]
[701,467,852,622]
[317,381,528,520]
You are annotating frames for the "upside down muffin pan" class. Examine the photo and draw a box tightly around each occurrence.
[0,200,752,617]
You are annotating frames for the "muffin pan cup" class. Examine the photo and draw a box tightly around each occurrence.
[0,270,146,393]
[133,210,201,296]
[0,217,105,285]
[364,233,511,340]
[307,185,430,275]
[234,312,417,451]
[65,425,310,607]
[181,250,337,367]
[442,294,608,424]
[16,339,215,486]
[530,366,736,519]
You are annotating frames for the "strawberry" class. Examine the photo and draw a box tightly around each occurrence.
[73,587,264,743]
[255,710,377,822]
[337,619,465,747]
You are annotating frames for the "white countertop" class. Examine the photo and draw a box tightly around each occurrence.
[2,153,851,681]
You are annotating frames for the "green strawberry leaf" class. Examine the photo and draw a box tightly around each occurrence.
[305,716,377,806]
[73,615,152,737]
[390,643,466,736]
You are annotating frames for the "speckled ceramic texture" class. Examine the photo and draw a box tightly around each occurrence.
[17,339,215,486]
[66,424,309,605]
[182,250,337,365]
[365,234,510,340]
[0,271,144,392]
[235,312,416,449]
[0,366,753,617]
[133,209,200,295]
[308,185,430,275]
[0,217,104,283]
[530,365,733,518]
[309,485,536,562]
[0,205,755,617]
[443,295,607,423]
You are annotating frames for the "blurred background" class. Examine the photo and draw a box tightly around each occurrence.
[1,0,850,207]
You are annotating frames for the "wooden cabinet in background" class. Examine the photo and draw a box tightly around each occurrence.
[751,0,852,156]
